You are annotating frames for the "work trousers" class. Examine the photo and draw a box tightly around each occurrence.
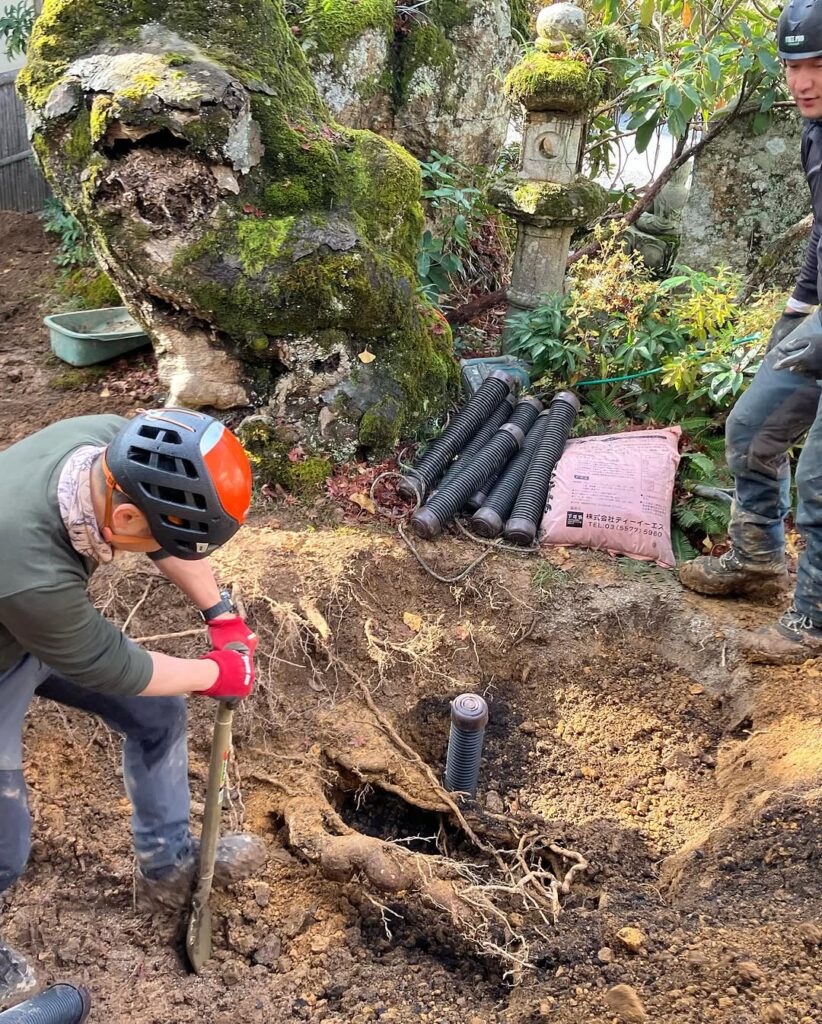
[0,655,191,895]
[726,345,822,620]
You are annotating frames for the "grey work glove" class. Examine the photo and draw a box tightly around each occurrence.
[767,310,808,353]
[773,309,822,374]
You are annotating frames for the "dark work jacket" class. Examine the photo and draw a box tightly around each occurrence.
[793,119,822,305]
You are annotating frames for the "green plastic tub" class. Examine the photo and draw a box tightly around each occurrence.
[44,306,150,367]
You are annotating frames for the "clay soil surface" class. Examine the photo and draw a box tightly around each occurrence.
[1,213,820,1024]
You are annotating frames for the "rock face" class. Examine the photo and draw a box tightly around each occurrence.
[290,0,522,167]
[678,108,809,282]
[20,0,456,464]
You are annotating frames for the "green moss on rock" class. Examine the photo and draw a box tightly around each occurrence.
[240,418,331,495]
[394,20,453,108]
[236,216,295,276]
[63,107,92,167]
[89,94,112,143]
[504,54,601,113]
[490,175,610,226]
[292,0,394,65]
[58,268,121,307]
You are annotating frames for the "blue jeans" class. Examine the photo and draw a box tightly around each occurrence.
[726,345,822,621]
[0,655,192,894]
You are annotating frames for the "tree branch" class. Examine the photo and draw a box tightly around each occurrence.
[567,74,756,267]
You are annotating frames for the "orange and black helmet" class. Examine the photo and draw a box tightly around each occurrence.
[103,409,252,559]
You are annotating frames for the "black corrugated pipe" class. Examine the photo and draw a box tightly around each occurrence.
[397,370,515,502]
[0,984,91,1023]
[471,410,552,538]
[410,398,542,540]
[504,391,580,546]
[466,477,496,512]
[434,394,516,493]
[444,693,489,797]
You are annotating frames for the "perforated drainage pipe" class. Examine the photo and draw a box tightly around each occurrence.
[504,391,580,547]
[397,370,515,503]
[0,985,91,1024]
[471,410,551,539]
[435,393,516,493]
[410,398,542,540]
[444,693,489,797]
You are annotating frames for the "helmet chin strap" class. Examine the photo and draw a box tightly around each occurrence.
[100,451,162,554]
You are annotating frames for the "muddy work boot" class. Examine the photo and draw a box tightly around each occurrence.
[741,607,822,664]
[135,833,267,912]
[679,548,789,598]
[0,937,37,1009]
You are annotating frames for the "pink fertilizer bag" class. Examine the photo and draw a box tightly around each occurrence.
[540,426,682,568]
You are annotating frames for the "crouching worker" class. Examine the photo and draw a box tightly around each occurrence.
[0,410,266,1005]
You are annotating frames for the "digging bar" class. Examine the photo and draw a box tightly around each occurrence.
[185,641,247,973]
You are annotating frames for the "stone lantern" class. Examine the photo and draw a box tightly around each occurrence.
[491,1,609,341]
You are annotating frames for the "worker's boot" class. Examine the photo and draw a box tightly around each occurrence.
[740,606,822,664]
[679,548,789,598]
[0,937,37,1009]
[135,833,267,912]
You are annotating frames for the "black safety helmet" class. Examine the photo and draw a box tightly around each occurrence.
[778,0,822,60]
[102,408,253,560]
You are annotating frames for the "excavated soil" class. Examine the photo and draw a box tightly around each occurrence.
[1,213,820,1024]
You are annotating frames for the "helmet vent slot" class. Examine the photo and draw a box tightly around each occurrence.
[138,425,182,445]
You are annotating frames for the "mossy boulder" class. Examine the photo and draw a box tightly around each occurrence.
[490,174,609,227]
[503,54,602,113]
[288,0,520,168]
[20,0,457,461]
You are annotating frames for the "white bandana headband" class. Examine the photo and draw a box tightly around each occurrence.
[57,445,115,564]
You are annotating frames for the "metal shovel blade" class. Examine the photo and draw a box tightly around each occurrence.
[186,896,212,974]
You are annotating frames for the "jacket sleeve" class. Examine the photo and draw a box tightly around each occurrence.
[792,218,821,306]
[0,583,153,696]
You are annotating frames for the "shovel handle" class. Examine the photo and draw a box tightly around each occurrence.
[192,644,248,902]
[223,640,251,709]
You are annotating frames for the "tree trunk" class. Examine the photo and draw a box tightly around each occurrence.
[19,0,457,464]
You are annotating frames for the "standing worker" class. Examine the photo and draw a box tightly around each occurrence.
[0,410,266,1006]
[682,0,822,661]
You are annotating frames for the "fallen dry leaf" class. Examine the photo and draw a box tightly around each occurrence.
[358,349,376,364]
[403,611,423,632]
[350,492,376,514]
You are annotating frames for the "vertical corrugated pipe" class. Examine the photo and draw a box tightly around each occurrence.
[397,370,515,502]
[444,693,489,797]
[410,398,542,540]
[504,391,580,546]
[471,410,551,538]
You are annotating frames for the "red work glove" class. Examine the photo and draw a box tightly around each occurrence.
[198,648,255,699]
[207,616,258,656]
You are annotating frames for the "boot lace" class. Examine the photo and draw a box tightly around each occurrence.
[778,607,815,635]
[718,548,744,571]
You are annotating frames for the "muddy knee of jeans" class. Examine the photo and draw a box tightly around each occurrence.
[727,441,791,481]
